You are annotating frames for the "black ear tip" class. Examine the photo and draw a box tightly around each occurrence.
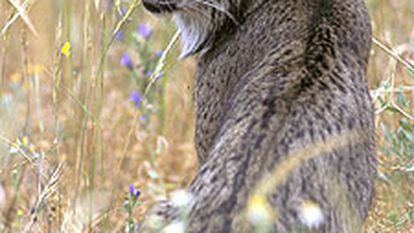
[142,1,177,14]
[142,1,163,14]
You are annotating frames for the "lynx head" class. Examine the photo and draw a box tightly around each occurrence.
[142,0,245,58]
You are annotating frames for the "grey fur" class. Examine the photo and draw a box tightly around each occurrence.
[141,0,377,232]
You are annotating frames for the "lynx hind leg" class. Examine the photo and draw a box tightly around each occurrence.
[140,200,180,232]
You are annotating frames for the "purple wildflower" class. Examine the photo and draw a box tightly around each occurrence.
[115,30,125,41]
[155,50,163,58]
[139,115,148,123]
[121,53,133,70]
[145,70,153,78]
[129,185,141,199]
[115,6,128,21]
[119,5,127,17]
[129,185,135,197]
[138,24,152,40]
[155,71,163,80]
[135,189,141,198]
[130,91,142,108]
[145,71,163,80]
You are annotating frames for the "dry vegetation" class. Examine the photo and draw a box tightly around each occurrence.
[0,0,413,232]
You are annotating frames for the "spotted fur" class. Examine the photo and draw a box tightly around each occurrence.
[141,0,376,232]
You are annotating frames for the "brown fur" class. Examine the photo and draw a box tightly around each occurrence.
[141,0,376,232]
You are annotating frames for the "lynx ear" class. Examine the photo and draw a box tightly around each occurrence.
[173,14,212,58]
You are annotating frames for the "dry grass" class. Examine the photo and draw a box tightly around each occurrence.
[0,0,413,232]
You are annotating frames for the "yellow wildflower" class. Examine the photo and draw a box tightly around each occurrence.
[16,209,24,217]
[22,136,29,148]
[61,42,71,58]
[247,194,274,224]
[29,144,36,154]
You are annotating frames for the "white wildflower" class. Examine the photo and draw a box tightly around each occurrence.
[163,221,185,233]
[299,200,324,228]
[171,190,192,208]
[9,145,18,154]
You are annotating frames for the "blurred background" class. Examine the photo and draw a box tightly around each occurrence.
[0,0,413,232]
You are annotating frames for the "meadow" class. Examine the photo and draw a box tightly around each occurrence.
[0,0,413,232]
